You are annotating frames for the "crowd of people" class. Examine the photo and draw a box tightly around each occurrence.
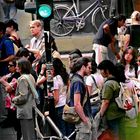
[1,3,140,140]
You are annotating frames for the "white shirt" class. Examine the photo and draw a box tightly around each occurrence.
[53,75,67,108]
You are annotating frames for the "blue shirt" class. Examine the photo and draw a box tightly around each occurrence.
[70,73,91,117]
[0,35,14,76]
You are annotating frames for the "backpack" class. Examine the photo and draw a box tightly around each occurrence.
[106,78,138,119]
[115,82,138,119]
[115,82,133,110]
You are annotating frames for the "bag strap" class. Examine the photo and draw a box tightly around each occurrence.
[91,75,98,88]
[22,74,39,100]
[67,75,87,107]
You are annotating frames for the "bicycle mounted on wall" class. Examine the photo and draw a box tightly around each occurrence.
[50,0,109,37]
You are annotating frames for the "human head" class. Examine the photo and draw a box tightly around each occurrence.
[16,47,35,64]
[117,15,126,28]
[121,46,137,65]
[71,57,91,76]
[68,49,82,70]
[8,59,17,73]
[52,58,69,85]
[5,19,19,32]
[29,20,43,37]
[98,60,116,78]
[0,22,6,37]
[131,11,140,23]
[16,57,31,74]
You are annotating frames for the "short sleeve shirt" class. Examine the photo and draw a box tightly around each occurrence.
[125,25,140,48]
[0,36,14,76]
[94,18,118,47]
[102,77,125,120]
[70,74,91,117]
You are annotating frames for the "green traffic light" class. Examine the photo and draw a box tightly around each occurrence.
[38,4,52,18]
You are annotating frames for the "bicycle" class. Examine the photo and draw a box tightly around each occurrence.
[50,0,109,37]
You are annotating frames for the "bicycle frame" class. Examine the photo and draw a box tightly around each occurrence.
[62,0,106,21]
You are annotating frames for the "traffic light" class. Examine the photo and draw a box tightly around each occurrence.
[36,0,53,20]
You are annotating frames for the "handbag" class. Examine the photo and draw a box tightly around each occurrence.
[89,75,101,105]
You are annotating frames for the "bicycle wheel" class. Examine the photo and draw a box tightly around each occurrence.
[50,5,75,37]
[91,7,108,32]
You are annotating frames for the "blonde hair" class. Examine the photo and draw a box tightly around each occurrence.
[131,11,140,21]
[29,20,44,29]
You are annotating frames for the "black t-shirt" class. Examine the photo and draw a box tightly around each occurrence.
[125,25,140,49]
[94,18,118,47]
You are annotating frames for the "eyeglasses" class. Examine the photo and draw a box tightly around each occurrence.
[137,60,140,63]
[8,64,14,67]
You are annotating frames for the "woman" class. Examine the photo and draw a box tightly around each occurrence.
[85,58,104,117]
[97,60,125,140]
[120,46,138,79]
[124,11,140,50]
[12,57,36,140]
[52,58,71,136]
[0,59,21,140]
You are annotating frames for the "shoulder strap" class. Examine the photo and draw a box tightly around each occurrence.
[22,74,39,100]
[68,74,87,106]
[91,75,98,88]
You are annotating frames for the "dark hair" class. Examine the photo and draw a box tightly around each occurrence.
[53,58,69,85]
[16,47,35,64]
[115,63,126,82]
[0,22,6,34]
[17,57,31,74]
[98,60,116,76]
[113,14,126,22]
[5,20,19,31]
[69,49,82,57]
[91,58,97,74]
[121,46,138,77]
[71,57,90,73]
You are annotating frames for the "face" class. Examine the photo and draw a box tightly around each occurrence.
[84,62,92,76]
[29,23,41,37]
[8,62,16,73]
[6,26,13,35]
[99,69,109,78]
[118,20,125,28]
[137,56,140,66]
[124,49,133,63]
[16,64,21,73]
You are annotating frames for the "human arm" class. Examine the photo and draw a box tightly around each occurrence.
[74,93,88,124]
[12,78,29,105]
[0,55,15,62]
[99,99,110,117]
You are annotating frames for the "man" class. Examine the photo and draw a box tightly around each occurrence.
[0,21,15,76]
[70,57,94,140]
[25,20,45,60]
[93,15,126,65]
[0,21,15,119]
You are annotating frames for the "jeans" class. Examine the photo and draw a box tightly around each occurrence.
[1,1,17,21]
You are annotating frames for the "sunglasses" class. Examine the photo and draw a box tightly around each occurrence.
[137,60,140,63]
[8,64,15,67]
